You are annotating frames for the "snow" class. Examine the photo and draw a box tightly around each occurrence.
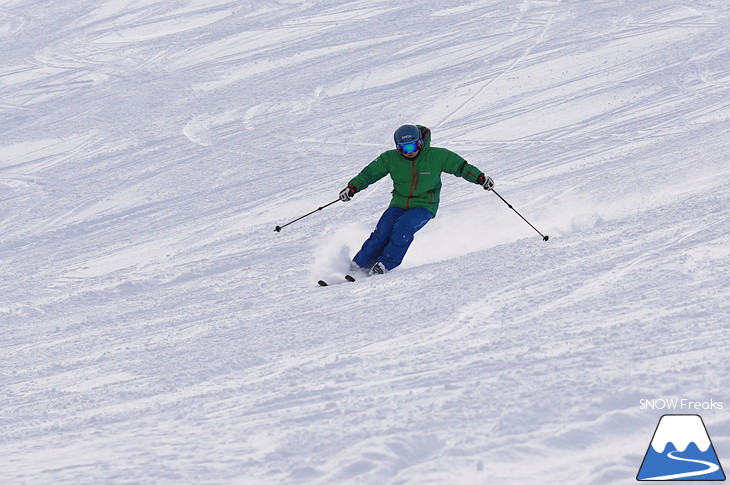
[1,0,729,484]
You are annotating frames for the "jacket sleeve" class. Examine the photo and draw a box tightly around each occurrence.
[347,154,390,191]
[442,150,483,184]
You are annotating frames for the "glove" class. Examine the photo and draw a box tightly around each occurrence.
[477,174,494,191]
[339,184,357,202]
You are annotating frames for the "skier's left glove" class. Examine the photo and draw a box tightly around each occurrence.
[477,174,494,191]
[339,184,357,202]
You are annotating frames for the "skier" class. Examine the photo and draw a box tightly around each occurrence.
[339,124,494,275]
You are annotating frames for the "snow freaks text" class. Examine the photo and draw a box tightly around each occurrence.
[640,399,724,411]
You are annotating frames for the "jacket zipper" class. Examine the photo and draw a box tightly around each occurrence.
[407,161,418,209]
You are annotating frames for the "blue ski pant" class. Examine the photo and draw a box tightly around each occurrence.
[353,206,433,271]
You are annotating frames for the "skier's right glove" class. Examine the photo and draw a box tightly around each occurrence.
[339,184,357,202]
[477,174,494,191]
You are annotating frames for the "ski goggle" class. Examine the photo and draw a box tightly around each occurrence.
[397,140,421,154]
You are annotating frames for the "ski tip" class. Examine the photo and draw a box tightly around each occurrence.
[317,280,328,286]
[344,275,356,282]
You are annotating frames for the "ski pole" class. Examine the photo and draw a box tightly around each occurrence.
[274,199,340,232]
[491,189,549,241]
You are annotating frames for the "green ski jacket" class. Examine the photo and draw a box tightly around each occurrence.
[347,126,484,216]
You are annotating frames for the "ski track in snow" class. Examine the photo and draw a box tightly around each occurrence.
[1,1,729,484]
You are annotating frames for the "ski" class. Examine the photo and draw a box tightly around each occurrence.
[318,275,356,287]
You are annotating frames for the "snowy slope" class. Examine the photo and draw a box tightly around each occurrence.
[1,1,729,484]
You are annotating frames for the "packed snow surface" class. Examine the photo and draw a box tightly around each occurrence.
[1,1,729,484]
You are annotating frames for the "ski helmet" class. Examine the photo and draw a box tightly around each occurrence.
[394,124,422,154]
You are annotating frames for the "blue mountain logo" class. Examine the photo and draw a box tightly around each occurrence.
[637,414,726,481]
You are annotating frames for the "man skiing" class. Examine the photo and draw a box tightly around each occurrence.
[339,124,494,275]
